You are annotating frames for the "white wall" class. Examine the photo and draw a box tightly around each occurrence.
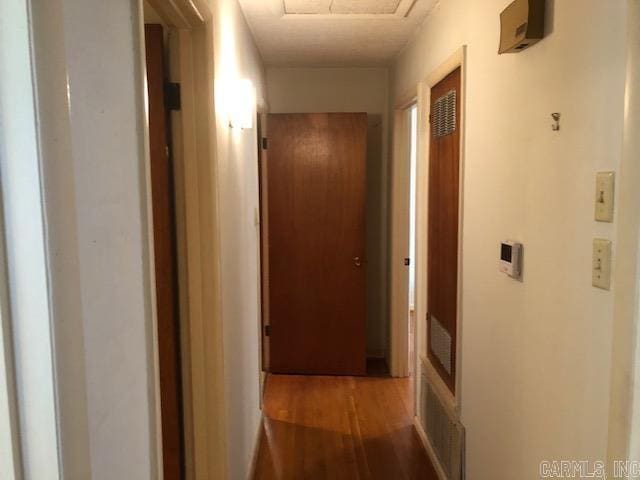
[266,67,390,357]
[0,1,60,478]
[13,0,267,478]
[27,0,159,478]
[393,1,628,478]
[212,0,267,478]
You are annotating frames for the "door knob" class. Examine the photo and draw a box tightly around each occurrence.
[353,256,362,267]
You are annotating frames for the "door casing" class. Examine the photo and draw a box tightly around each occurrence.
[415,47,467,411]
[390,93,418,379]
[139,1,229,478]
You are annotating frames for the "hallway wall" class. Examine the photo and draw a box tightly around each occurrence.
[266,67,390,358]
[392,1,627,478]
[211,0,267,478]
[26,0,160,477]
[26,0,267,477]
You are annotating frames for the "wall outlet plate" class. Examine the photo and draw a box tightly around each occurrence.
[592,239,612,290]
[595,172,615,222]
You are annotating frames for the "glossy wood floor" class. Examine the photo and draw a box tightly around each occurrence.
[253,373,439,480]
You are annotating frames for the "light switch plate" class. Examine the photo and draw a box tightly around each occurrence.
[595,172,615,222]
[592,239,612,290]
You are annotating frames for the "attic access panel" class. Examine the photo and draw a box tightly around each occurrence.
[284,0,404,15]
[284,0,330,14]
[332,0,401,14]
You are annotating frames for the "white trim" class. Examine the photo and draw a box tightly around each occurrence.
[135,2,164,478]
[626,7,640,462]
[0,204,22,480]
[27,0,94,476]
[248,414,264,479]
[0,0,61,477]
[413,417,447,480]
[415,46,467,413]
[141,2,229,478]
[390,92,418,378]
[607,0,640,470]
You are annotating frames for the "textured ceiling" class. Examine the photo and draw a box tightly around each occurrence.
[238,0,438,66]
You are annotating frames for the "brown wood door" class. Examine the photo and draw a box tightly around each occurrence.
[427,68,461,394]
[144,24,184,480]
[258,114,270,373]
[266,113,367,375]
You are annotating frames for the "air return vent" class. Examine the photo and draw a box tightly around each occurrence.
[420,373,465,480]
[429,315,452,374]
[432,90,457,138]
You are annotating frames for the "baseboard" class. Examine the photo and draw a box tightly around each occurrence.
[366,349,387,359]
[248,414,264,480]
[413,416,448,480]
[259,371,267,408]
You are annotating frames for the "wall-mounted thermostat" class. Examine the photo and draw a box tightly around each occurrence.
[500,241,522,278]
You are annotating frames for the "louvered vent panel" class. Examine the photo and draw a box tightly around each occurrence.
[420,373,465,480]
[432,89,457,138]
[430,315,452,375]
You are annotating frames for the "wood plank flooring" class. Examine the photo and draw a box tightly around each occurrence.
[253,374,439,480]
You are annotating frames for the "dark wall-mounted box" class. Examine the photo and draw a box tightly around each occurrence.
[499,0,546,54]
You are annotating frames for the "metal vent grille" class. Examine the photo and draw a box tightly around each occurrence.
[420,374,465,480]
[432,89,457,138]
[430,315,452,374]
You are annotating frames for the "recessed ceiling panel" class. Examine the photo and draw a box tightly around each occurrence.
[330,0,402,14]
[284,0,331,14]
[284,0,403,15]
[239,0,437,66]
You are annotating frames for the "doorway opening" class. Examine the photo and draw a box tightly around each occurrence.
[407,104,418,375]
[139,1,228,478]
[142,15,185,480]
[389,94,418,380]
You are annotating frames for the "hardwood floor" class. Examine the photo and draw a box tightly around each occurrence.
[253,374,439,480]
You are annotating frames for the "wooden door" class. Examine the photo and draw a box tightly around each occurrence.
[258,114,270,373]
[427,68,461,394]
[266,113,367,375]
[145,24,184,480]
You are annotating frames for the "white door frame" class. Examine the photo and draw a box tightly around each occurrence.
[415,46,468,409]
[0,205,22,480]
[141,1,228,478]
[607,0,640,471]
[0,1,63,477]
[390,93,418,378]
[390,47,468,394]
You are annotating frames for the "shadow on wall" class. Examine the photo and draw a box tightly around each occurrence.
[545,0,555,36]
[365,114,387,358]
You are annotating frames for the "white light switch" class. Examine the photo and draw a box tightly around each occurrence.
[595,172,615,222]
[592,239,612,290]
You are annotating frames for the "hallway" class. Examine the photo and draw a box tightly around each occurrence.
[253,375,438,479]
[3,0,639,478]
